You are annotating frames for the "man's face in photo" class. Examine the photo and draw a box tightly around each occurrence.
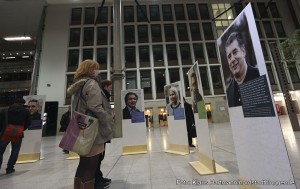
[191,75,198,93]
[127,94,137,109]
[226,39,247,77]
[28,101,39,115]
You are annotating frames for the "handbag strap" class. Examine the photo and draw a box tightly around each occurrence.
[74,79,90,111]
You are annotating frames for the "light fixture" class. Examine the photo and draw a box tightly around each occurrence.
[4,36,32,41]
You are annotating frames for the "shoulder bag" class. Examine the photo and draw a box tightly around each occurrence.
[59,82,99,156]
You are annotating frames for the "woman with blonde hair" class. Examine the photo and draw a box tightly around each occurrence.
[67,59,114,189]
[166,86,181,116]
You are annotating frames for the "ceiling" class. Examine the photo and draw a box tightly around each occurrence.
[0,0,112,57]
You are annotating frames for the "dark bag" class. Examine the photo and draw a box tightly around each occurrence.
[1,108,24,142]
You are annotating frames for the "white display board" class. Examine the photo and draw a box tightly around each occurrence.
[167,116,188,146]
[218,4,295,188]
[17,95,46,162]
[121,89,147,154]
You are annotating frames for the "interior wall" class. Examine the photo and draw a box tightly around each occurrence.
[38,5,70,106]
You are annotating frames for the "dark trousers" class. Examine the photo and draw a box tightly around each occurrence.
[95,144,106,184]
[0,138,22,170]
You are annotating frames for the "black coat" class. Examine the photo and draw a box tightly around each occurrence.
[184,102,197,138]
[226,65,260,107]
[0,103,31,136]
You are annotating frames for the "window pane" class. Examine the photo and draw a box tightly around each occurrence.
[251,3,258,18]
[182,68,191,97]
[263,21,274,38]
[96,7,108,24]
[141,70,152,99]
[180,44,192,65]
[274,21,286,38]
[193,43,205,64]
[67,50,79,72]
[69,28,81,47]
[257,3,268,18]
[203,23,214,40]
[110,47,114,68]
[269,3,280,18]
[206,43,218,63]
[138,25,148,43]
[190,23,201,41]
[83,27,94,46]
[162,5,173,21]
[155,69,166,99]
[82,49,93,60]
[71,8,82,25]
[96,48,107,69]
[97,27,108,45]
[260,41,270,61]
[65,75,74,104]
[110,26,113,44]
[151,24,162,42]
[287,63,300,83]
[153,45,164,67]
[199,67,210,95]
[256,21,263,38]
[125,46,136,68]
[137,5,147,22]
[169,68,180,83]
[177,23,189,41]
[210,66,224,94]
[139,46,150,68]
[186,4,198,20]
[199,4,210,20]
[124,6,134,22]
[150,5,160,21]
[174,4,185,20]
[124,25,135,44]
[166,44,178,66]
[266,64,275,84]
[164,24,175,42]
[126,71,137,89]
[84,7,95,24]
[234,3,243,16]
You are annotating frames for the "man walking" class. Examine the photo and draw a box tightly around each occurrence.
[0,98,31,174]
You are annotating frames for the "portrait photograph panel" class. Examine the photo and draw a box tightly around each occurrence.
[121,89,145,122]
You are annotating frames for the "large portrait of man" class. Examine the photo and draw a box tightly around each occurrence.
[121,89,145,122]
[218,11,260,108]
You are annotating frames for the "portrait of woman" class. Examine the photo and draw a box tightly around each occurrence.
[166,86,181,116]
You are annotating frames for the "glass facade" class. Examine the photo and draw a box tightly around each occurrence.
[65,1,295,104]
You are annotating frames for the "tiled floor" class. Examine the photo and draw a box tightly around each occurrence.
[0,115,299,189]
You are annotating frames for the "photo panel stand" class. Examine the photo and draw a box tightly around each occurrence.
[121,89,148,155]
[17,95,46,163]
[217,4,295,188]
[164,82,189,155]
[66,151,79,160]
[189,118,228,175]
[187,63,228,175]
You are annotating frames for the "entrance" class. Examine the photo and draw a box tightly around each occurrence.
[145,108,153,127]
[158,107,168,126]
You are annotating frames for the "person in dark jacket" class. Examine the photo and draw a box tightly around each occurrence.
[94,79,113,189]
[183,98,197,147]
[0,98,31,174]
[59,106,71,154]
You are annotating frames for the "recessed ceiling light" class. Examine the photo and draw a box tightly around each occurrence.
[4,36,32,41]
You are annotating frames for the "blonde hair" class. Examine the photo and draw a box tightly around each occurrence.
[169,86,180,104]
[74,59,100,79]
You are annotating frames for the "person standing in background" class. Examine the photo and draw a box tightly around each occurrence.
[93,79,114,189]
[183,98,197,147]
[0,98,31,174]
[59,106,71,154]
